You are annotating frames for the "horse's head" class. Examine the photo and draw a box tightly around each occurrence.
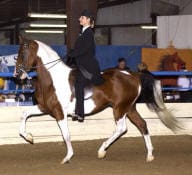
[159,52,185,71]
[15,35,38,79]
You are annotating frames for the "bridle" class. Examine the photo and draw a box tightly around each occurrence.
[16,41,62,79]
[16,42,30,79]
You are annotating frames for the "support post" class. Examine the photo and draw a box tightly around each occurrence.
[66,0,97,50]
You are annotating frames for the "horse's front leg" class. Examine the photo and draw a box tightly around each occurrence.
[57,110,73,164]
[19,105,43,144]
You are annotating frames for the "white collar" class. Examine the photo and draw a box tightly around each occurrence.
[82,25,90,33]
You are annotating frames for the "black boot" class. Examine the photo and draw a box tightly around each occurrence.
[71,114,78,121]
[77,116,84,122]
[71,114,84,122]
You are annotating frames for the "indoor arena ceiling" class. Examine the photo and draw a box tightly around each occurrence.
[0,0,141,28]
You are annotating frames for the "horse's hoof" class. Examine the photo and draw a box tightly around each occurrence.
[146,155,155,162]
[60,157,71,164]
[26,133,34,144]
[60,158,70,164]
[60,154,73,164]
[98,150,106,159]
[20,133,34,144]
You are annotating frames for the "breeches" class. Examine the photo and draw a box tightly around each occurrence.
[74,74,89,117]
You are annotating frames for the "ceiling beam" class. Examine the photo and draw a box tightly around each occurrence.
[98,0,141,8]
[96,22,152,28]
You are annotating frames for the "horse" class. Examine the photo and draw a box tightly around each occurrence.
[14,35,182,164]
[158,52,185,86]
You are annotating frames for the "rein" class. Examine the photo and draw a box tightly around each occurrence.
[18,59,62,79]
[31,58,62,70]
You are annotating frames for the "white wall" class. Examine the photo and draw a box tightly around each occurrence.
[157,15,192,48]
[156,0,192,48]
[96,0,192,45]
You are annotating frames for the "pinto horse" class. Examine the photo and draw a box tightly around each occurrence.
[15,36,182,164]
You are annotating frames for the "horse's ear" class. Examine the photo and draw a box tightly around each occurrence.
[18,34,24,44]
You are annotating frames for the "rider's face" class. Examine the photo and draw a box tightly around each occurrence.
[79,16,90,27]
[118,61,126,69]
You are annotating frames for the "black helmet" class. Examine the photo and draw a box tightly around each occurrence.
[80,9,94,20]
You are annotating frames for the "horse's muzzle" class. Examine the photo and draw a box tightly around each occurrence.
[15,69,27,80]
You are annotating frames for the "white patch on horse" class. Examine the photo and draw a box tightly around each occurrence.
[35,40,72,109]
[84,89,93,99]
[84,98,96,114]
[120,70,130,75]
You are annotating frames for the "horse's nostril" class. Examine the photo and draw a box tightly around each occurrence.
[14,70,22,79]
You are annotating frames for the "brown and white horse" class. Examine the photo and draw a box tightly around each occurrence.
[15,36,182,164]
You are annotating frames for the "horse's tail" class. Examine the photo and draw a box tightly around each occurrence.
[138,72,183,133]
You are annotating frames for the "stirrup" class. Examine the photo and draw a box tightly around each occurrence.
[77,116,84,122]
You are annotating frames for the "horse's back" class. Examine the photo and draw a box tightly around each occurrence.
[95,68,141,102]
[102,68,140,87]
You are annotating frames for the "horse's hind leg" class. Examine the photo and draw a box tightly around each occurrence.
[98,114,127,159]
[19,105,43,144]
[127,107,154,162]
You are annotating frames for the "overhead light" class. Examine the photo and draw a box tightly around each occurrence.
[25,30,64,34]
[28,13,67,19]
[29,23,67,28]
[141,25,158,29]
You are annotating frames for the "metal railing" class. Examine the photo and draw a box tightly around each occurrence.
[152,71,192,91]
[0,71,192,93]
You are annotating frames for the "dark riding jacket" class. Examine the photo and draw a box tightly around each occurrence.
[67,27,103,85]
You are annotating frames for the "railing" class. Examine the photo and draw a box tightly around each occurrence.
[0,72,36,94]
[0,72,36,78]
[0,71,192,93]
[152,71,192,91]
[152,71,192,76]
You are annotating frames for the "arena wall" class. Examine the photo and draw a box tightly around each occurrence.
[0,103,191,145]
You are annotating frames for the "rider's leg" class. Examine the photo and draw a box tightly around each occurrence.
[74,73,87,122]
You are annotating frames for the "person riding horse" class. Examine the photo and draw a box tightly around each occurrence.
[67,9,104,122]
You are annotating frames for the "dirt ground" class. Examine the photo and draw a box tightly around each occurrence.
[0,135,191,175]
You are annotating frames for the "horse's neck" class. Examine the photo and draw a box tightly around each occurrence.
[35,58,48,78]
[35,56,71,86]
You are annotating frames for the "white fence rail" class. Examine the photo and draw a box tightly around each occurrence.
[0,103,191,145]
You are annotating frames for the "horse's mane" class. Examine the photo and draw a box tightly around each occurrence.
[35,40,61,63]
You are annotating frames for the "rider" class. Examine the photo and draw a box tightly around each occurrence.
[67,9,104,122]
